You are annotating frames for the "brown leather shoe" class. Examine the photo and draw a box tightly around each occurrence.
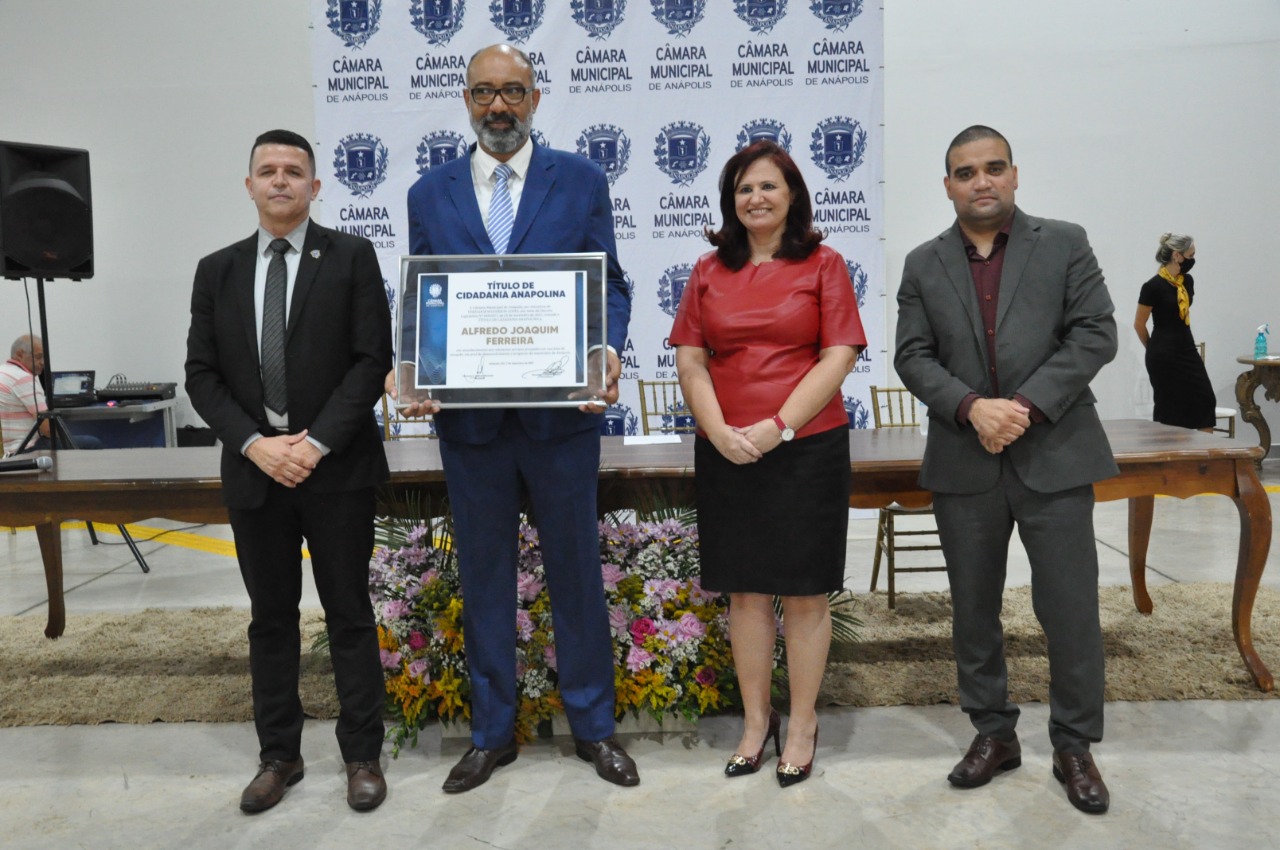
[345,760,387,811]
[947,734,1021,788]
[574,736,640,787]
[442,740,519,793]
[1053,750,1110,814]
[239,758,304,813]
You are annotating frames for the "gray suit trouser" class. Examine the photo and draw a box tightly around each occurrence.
[933,454,1105,754]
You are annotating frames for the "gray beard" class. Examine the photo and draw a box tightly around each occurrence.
[472,112,532,155]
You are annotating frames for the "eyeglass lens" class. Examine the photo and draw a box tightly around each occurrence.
[471,86,528,105]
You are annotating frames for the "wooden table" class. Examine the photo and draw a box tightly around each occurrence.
[1236,355,1280,459]
[1,420,1271,690]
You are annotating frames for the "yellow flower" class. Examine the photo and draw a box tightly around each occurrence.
[427,666,469,720]
[436,597,466,654]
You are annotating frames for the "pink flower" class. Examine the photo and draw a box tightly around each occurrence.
[543,644,558,671]
[407,631,427,651]
[380,648,402,670]
[688,579,720,605]
[655,618,680,645]
[676,612,706,640]
[630,617,657,644]
[626,645,654,672]
[382,600,410,621]
[516,570,545,602]
[600,563,626,591]
[643,578,681,603]
[695,666,716,686]
[515,608,534,641]
[407,658,430,682]
[608,605,630,635]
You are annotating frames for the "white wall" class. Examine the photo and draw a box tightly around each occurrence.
[882,0,1280,435]
[2,0,1277,436]
[0,1,314,427]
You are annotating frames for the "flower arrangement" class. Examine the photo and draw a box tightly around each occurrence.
[369,509,739,754]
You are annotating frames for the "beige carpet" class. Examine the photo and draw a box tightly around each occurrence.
[1,583,1276,727]
[824,583,1280,706]
[0,609,339,727]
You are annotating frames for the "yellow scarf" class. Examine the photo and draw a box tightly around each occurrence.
[1158,266,1190,325]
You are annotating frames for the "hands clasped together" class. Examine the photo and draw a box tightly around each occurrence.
[969,397,1031,454]
[246,430,321,487]
[710,419,787,465]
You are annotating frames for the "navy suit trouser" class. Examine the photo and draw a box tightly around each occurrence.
[933,453,1105,754]
[439,412,616,748]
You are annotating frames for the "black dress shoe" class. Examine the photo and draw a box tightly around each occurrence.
[345,759,387,811]
[725,709,781,778]
[776,724,819,789]
[947,734,1021,788]
[239,758,304,813]
[1053,750,1110,814]
[574,736,640,787]
[442,741,519,793]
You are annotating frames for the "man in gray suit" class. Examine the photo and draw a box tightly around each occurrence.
[894,126,1117,815]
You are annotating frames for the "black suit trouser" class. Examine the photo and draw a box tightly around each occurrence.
[229,483,384,763]
[933,454,1105,753]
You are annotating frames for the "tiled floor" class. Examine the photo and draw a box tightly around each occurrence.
[2,460,1278,849]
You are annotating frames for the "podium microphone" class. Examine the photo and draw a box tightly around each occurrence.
[0,455,54,473]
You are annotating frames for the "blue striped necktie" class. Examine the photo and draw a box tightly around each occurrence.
[487,163,515,255]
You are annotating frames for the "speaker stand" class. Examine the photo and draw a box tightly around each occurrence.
[15,277,150,573]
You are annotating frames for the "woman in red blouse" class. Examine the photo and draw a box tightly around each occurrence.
[670,140,866,787]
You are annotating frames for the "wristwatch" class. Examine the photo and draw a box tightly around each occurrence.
[771,414,795,442]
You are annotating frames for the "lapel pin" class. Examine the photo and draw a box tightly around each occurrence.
[310,249,321,259]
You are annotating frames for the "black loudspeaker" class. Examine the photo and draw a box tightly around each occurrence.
[0,141,93,280]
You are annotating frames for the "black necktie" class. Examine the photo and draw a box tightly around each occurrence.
[261,238,290,414]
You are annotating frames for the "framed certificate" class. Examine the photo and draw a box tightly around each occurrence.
[395,253,609,408]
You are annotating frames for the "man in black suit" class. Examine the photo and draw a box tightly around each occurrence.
[185,130,392,813]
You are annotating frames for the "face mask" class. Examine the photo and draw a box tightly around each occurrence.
[1180,257,1196,273]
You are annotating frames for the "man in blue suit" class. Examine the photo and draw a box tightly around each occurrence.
[398,43,636,792]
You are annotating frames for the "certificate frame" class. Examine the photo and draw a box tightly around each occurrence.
[395,252,609,409]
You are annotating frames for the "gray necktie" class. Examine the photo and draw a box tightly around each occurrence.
[261,238,290,414]
[487,163,515,255]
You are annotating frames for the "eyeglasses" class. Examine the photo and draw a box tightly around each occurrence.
[469,85,532,106]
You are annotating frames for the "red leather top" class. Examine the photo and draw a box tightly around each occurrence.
[669,244,866,438]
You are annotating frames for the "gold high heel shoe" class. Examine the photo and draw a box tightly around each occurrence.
[724,709,781,777]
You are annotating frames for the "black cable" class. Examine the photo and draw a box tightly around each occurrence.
[87,522,211,545]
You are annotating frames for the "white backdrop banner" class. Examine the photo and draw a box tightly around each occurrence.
[309,0,884,436]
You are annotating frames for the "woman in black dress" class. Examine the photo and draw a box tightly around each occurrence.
[1133,232,1215,430]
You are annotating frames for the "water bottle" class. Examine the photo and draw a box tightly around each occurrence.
[1257,324,1270,360]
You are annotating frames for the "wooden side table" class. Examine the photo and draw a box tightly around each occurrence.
[1235,355,1280,459]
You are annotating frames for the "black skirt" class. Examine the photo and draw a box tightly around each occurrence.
[694,426,849,596]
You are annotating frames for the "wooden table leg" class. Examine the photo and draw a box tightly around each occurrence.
[1127,495,1154,614]
[36,521,65,639]
[1232,459,1274,691]
[1235,367,1273,460]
